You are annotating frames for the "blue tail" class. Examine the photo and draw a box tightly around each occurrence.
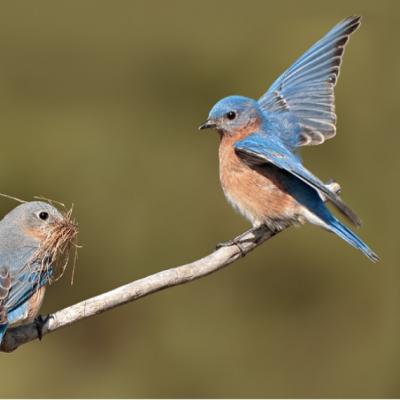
[327,217,379,262]
[0,323,8,345]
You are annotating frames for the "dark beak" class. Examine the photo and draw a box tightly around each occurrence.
[198,119,217,131]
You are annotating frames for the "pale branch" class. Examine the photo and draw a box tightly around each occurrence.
[0,181,340,353]
[0,225,279,353]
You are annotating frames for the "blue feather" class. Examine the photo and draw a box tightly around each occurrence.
[258,16,361,147]
[235,132,361,226]
[325,217,379,262]
[233,133,378,262]
[0,323,7,344]
[7,267,52,314]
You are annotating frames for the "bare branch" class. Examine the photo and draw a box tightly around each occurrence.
[0,180,341,353]
[0,225,279,352]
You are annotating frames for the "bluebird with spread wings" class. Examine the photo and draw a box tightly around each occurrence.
[199,16,378,262]
[0,201,78,344]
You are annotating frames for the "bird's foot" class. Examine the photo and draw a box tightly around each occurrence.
[34,314,52,340]
[216,238,247,256]
[216,227,261,256]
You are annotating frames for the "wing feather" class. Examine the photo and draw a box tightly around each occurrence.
[5,262,52,313]
[234,133,362,226]
[258,16,361,147]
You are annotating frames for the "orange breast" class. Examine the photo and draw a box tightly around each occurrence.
[219,134,299,227]
[23,226,47,242]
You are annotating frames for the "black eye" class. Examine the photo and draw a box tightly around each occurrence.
[39,211,49,221]
[226,111,236,120]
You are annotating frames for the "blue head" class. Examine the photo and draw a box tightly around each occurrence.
[199,95,264,136]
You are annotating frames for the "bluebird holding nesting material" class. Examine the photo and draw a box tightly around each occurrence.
[199,16,378,261]
[0,201,78,344]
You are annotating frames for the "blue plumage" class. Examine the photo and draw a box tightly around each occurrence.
[235,132,361,226]
[0,201,75,344]
[258,16,361,147]
[234,132,377,261]
[200,16,379,262]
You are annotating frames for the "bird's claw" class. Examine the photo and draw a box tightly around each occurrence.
[216,226,263,256]
[34,314,52,341]
[216,238,247,257]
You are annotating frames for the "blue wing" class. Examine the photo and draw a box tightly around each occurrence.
[234,132,361,226]
[0,252,52,340]
[258,16,361,147]
[5,262,52,315]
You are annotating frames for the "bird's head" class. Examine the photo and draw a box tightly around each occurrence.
[1,201,79,281]
[2,201,62,235]
[3,201,66,239]
[199,95,263,136]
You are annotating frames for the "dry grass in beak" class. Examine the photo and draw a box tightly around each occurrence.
[33,206,80,286]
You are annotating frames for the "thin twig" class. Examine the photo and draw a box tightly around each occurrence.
[0,225,278,352]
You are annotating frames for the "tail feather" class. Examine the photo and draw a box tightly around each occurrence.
[327,217,379,262]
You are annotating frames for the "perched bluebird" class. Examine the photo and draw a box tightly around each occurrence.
[0,201,78,344]
[199,16,378,262]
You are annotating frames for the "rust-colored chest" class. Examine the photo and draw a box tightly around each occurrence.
[218,135,297,226]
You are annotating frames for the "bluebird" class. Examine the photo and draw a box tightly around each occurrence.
[0,201,78,344]
[199,16,378,262]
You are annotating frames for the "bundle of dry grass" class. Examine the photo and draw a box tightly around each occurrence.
[31,205,79,285]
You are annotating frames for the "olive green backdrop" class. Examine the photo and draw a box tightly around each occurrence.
[0,0,398,398]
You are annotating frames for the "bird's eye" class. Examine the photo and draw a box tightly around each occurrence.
[38,211,49,221]
[226,111,236,120]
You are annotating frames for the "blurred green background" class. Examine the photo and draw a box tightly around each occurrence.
[0,0,398,397]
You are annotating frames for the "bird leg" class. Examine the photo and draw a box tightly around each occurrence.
[34,314,52,340]
[216,225,267,256]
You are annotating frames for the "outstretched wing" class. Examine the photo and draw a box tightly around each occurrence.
[234,132,361,226]
[258,16,361,147]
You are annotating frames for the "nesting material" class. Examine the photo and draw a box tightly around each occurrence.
[30,206,79,286]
